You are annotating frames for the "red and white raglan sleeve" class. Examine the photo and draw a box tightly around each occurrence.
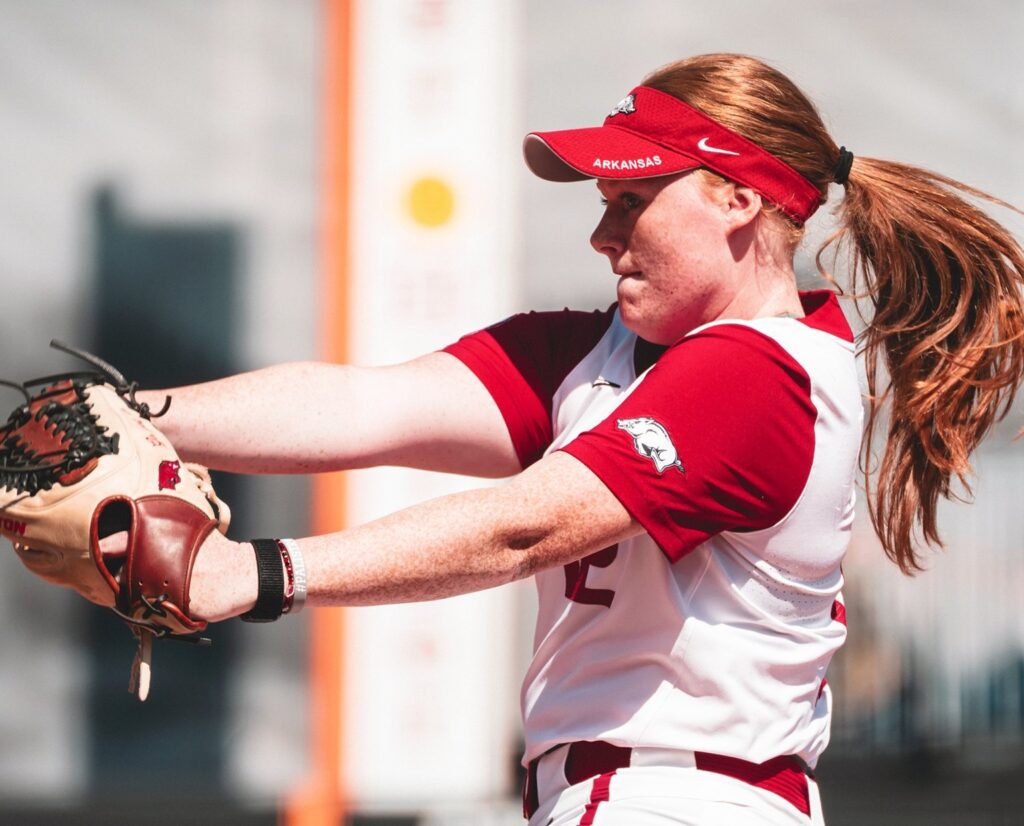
[442,308,614,468]
[561,325,817,562]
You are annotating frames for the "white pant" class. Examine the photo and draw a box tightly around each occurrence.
[527,746,826,826]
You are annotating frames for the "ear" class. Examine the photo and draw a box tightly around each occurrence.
[722,185,762,235]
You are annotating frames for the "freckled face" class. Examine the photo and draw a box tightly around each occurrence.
[590,172,740,345]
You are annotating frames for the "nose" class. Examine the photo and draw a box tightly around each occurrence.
[590,212,624,260]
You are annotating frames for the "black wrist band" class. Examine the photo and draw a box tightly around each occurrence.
[240,538,285,623]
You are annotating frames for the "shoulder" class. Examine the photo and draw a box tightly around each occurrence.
[649,293,857,395]
[647,321,815,397]
[485,305,618,346]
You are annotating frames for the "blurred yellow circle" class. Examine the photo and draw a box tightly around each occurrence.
[407,177,455,227]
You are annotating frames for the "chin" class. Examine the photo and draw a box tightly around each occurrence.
[619,311,665,345]
[620,309,687,346]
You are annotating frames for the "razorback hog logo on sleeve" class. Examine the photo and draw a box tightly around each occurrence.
[617,417,684,474]
[157,460,182,491]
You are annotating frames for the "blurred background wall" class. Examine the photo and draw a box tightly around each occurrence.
[0,1,1022,825]
[0,0,318,815]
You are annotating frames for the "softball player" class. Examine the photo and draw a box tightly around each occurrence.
[131,53,1024,825]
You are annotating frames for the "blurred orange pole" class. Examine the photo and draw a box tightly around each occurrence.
[284,0,354,824]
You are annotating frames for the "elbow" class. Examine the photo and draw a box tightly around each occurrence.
[506,538,550,583]
[496,520,564,584]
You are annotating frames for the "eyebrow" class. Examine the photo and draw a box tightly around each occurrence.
[596,180,633,195]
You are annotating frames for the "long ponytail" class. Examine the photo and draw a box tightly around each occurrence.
[645,54,1024,572]
[823,159,1024,572]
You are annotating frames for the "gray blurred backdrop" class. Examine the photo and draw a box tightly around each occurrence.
[1,2,1022,825]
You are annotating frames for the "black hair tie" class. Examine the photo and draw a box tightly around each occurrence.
[833,146,854,186]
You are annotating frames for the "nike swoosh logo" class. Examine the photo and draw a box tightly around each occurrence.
[697,137,740,156]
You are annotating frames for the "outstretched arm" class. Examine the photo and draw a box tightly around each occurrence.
[188,451,641,621]
[138,352,520,478]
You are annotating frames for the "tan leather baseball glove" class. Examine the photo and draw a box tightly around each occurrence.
[0,341,230,699]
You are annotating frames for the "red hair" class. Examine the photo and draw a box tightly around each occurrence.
[645,54,1024,573]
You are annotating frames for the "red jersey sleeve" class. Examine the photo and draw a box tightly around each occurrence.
[561,324,817,562]
[442,308,615,468]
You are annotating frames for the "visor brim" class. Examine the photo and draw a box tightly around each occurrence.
[523,127,701,182]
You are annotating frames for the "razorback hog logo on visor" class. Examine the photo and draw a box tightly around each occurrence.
[157,460,182,491]
[617,417,684,474]
[607,94,636,117]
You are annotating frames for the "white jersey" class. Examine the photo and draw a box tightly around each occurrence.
[444,291,861,770]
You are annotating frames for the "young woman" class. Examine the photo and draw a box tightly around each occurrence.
[123,54,1024,825]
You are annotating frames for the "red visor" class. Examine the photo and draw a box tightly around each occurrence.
[524,86,821,223]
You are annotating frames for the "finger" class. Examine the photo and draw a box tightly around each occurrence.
[98,530,129,557]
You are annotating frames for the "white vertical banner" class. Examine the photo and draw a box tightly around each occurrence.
[343,0,521,809]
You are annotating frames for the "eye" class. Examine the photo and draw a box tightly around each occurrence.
[598,194,642,210]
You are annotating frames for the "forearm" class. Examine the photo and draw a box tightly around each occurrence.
[190,452,639,619]
[138,362,358,474]
[137,354,519,477]
[303,486,554,606]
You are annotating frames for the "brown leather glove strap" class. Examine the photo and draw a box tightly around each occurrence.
[114,495,217,635]
[240,538,285,623]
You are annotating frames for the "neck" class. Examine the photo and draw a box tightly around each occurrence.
[724,219,803,320]
[717,259,803,322]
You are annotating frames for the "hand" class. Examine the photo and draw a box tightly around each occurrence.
[99,530,258,623]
